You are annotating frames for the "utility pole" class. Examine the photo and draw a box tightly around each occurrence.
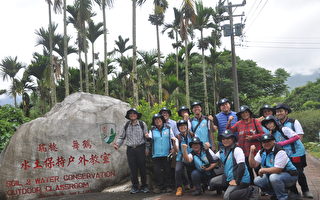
[221,0,245,112]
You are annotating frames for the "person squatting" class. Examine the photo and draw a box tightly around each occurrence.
[113,100,313,200]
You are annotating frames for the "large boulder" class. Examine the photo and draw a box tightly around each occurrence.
[0,93,131,199]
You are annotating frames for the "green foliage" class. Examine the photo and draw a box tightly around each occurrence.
[0,105,30,152]
[289,109,320,142]
[285,79,320,111]
[304,142,320,159]
[135,100,179,129]
[246,96,286,116]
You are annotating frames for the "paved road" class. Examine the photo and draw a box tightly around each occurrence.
[43,153,320,200]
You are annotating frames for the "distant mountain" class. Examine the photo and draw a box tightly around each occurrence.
[0,94,22,106]
[286,71,320,90]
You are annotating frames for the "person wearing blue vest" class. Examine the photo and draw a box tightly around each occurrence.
[190,101,215,151]
[258,104,275,135]
[173,120,194,196]
[249,134,298,200]
[159,107,179,136]
[210,130,251,200]
[275,103,313,199]
[182,137,218,196]
[178,105,192,128]
[214,98,238,147]
[146,114,176,194]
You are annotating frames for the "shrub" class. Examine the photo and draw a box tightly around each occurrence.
[289,109,320,142]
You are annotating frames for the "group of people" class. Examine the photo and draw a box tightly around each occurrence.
[113,98,313,200]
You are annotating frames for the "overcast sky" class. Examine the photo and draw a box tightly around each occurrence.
[1,0,320,103]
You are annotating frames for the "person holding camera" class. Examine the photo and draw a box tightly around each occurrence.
[182,137,218,196]
[249,134,298,200]
[145,114,176,194]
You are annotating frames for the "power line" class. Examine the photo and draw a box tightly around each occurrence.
[243,0,269,34]
[239,45,320,50]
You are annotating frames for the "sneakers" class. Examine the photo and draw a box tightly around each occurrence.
[140,186,150,193]
[130,187,139,194]
[176,187,183,196]
[303,191,314,199]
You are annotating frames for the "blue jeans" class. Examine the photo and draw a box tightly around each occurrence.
[254,172,298,200]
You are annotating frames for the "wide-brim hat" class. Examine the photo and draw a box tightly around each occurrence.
[220,130,237,142]
[260,134,275,142]
[159,107,172,116]
[177,119,188,128]
[259,104,275,117]
[261,115,278,128]
[125,108,142,119]
[189,137,203,148]
[191,101,202,109]
[236,105,253,119]
[217,98,230,107]
[274,103,292,114]
[152,113,166,126]
[178,106,191,117]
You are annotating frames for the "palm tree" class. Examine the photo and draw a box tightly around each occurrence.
[45,0,57,105]
[194,1,214,114]
[114,35,133,100]
[0,56,25,107]
[75,0,93,93]
[87,20,104,92]
[148,0,168,103]
[94,0,114,96]
[132,0,146,106]
[138,50,157,104]
[162,7,182,106]
[180,0,196,108]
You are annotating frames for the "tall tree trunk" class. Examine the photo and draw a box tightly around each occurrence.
[85,50,89,92]
[175,30,179,107]
[156,24,162,103]
[132,0,139,106]
[78,33,83,92]
[92,42,96,92]
[12,78,17,107]
[201,30,209,115]
[63,0,69,97]
[102,3,109,96]
[48,2,56,105]
[185,39,190,108]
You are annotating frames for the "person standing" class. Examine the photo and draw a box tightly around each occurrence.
[177,105,192,128]
[258,104,275,135]
[159,107,179,136]
[190,102,215,151]
[249,134,298,200]
[214,98,238,144]
[275,103,313,199]
[227,105,264,183]
[173,120,194,196]
[146,114,176,193]
[113,108,149,194]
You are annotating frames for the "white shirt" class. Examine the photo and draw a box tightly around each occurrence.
[255,148,289,168]
[281,126,298,138]
[293,120,304,135]
[215,147,245,164]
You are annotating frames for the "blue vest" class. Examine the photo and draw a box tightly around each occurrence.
[273,130,305,157]
[176,133,193,162]
[191,116,210,144]
[151,126,171,158]
[263,127,270,135]
[192,150,212,175]
[283,118,295,131]
[216,111,238,135]
[219,147,250,183]
[260,146,297,172]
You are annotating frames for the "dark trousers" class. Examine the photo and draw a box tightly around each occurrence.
[153,157,171,189]
[191,169,213,191]
[126,144,147,189]
[290,155,309,193]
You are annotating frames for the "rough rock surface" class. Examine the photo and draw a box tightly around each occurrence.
[0,93,131,199]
